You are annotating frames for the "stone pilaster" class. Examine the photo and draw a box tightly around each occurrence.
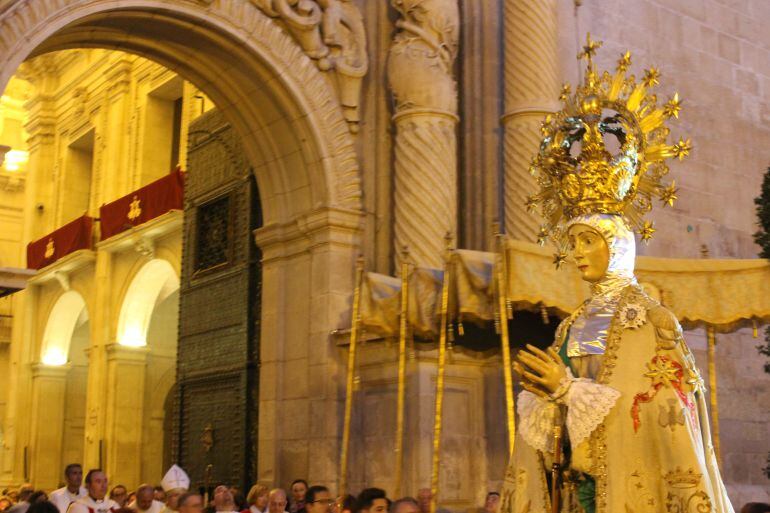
[28,363,70,490]
[501,0,560,241]
[104,343,149,489]
[387,0,459,269]
[82,250,112,471]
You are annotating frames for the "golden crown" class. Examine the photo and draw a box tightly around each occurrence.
[528,34,691,247]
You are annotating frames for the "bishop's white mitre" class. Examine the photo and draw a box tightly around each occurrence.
[161,464,190,492]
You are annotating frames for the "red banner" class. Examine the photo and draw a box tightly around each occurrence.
[99,169,185,241]
[27,215,94,270]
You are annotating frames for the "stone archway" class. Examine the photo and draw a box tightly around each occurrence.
[31,290,90,490]
[0,0,364,487]
[0,0,363,225]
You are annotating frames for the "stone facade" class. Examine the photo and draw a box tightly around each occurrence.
[0,0,767,510]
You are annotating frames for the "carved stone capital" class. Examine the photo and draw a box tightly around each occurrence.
[252,0,368,132]
[387,0,459,115]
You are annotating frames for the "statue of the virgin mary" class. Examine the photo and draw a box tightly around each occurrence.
[501,35,734,513]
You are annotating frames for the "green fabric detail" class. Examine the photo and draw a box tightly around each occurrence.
[577,475,596,513]
[558,328,574,372]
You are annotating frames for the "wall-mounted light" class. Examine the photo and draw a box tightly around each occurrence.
[41,347,67,366]
[3,149,28,171]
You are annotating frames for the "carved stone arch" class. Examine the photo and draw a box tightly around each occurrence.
[0,0,364,225]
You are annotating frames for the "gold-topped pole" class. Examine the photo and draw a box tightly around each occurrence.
[394,247,410,498]
[495,231,516,456]
[707,325,722,469]
[430,234,453,513]
[339,256,365,497]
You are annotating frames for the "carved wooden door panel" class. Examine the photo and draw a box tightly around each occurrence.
[174,109,262,492]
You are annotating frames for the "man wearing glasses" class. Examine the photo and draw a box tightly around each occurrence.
[304,488,333,513]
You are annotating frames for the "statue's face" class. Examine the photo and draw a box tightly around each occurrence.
[568,224,609,283]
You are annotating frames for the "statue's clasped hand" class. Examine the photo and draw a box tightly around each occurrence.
[513,344,569,400]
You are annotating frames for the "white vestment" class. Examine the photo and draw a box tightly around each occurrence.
[51,487,88,513]
[67,496,119,513]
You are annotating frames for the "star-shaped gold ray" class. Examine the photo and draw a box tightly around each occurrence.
[640,220,656,242]
[673,137,692,160]
[552,252,567,269]
[559,83,571,101]
[659,181,678,207]
[664,92,682,119]
[525,195,538,213]
[616,51,632,72]
[537,226,549,246]
[644,358,679,387]
[643,67,660,87]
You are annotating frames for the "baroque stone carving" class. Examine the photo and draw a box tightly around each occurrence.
[252,0,368,132]
[387,0,459,268]
[501,0,560,241]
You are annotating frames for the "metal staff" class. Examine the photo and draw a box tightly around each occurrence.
[496,232,516,455]
[707,325,722,469]
[394,248,410,498]
[430,238,453,513]
[550,405,565,513]
[339,256,364,496]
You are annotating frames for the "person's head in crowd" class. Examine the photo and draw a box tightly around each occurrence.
[289,483,307,508]
[246,485,269,512]
[64,465,84,493]
[389,498,419,513]
[165,490,183,512]
[85,470,108,501]
[154,488,166,504]
[355,489,389,513]
[6,492,19,504]
[330,495,355,513]
[177,494,203,513]
[17,486,34,504]
[127,493,137,507]
[741,504,770,513]
[232,492,246,512]
[27,501,59,513]
[28,492,47,505]
[267,490,287,513]
[213,486,236,513]
[415,491,431,513]
[136,485,155,511]
[110,486,128,507]
[483,492,499,513]
[305,487,332,513]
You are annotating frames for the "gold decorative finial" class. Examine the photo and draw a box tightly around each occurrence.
[528,35,690,249]
[577,32,602,70]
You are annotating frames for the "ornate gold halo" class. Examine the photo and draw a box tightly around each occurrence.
[528,33,691,249]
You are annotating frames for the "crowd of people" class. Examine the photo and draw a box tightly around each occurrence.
[0,463,766,513]
[0,464,504,513]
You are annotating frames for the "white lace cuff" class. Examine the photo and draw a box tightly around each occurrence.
[565,378,621,446]
[517,390,558,453]
[516,374,620,452]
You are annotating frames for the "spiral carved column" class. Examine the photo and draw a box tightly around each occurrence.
[388,0,459,269]
[502,0,560,241]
